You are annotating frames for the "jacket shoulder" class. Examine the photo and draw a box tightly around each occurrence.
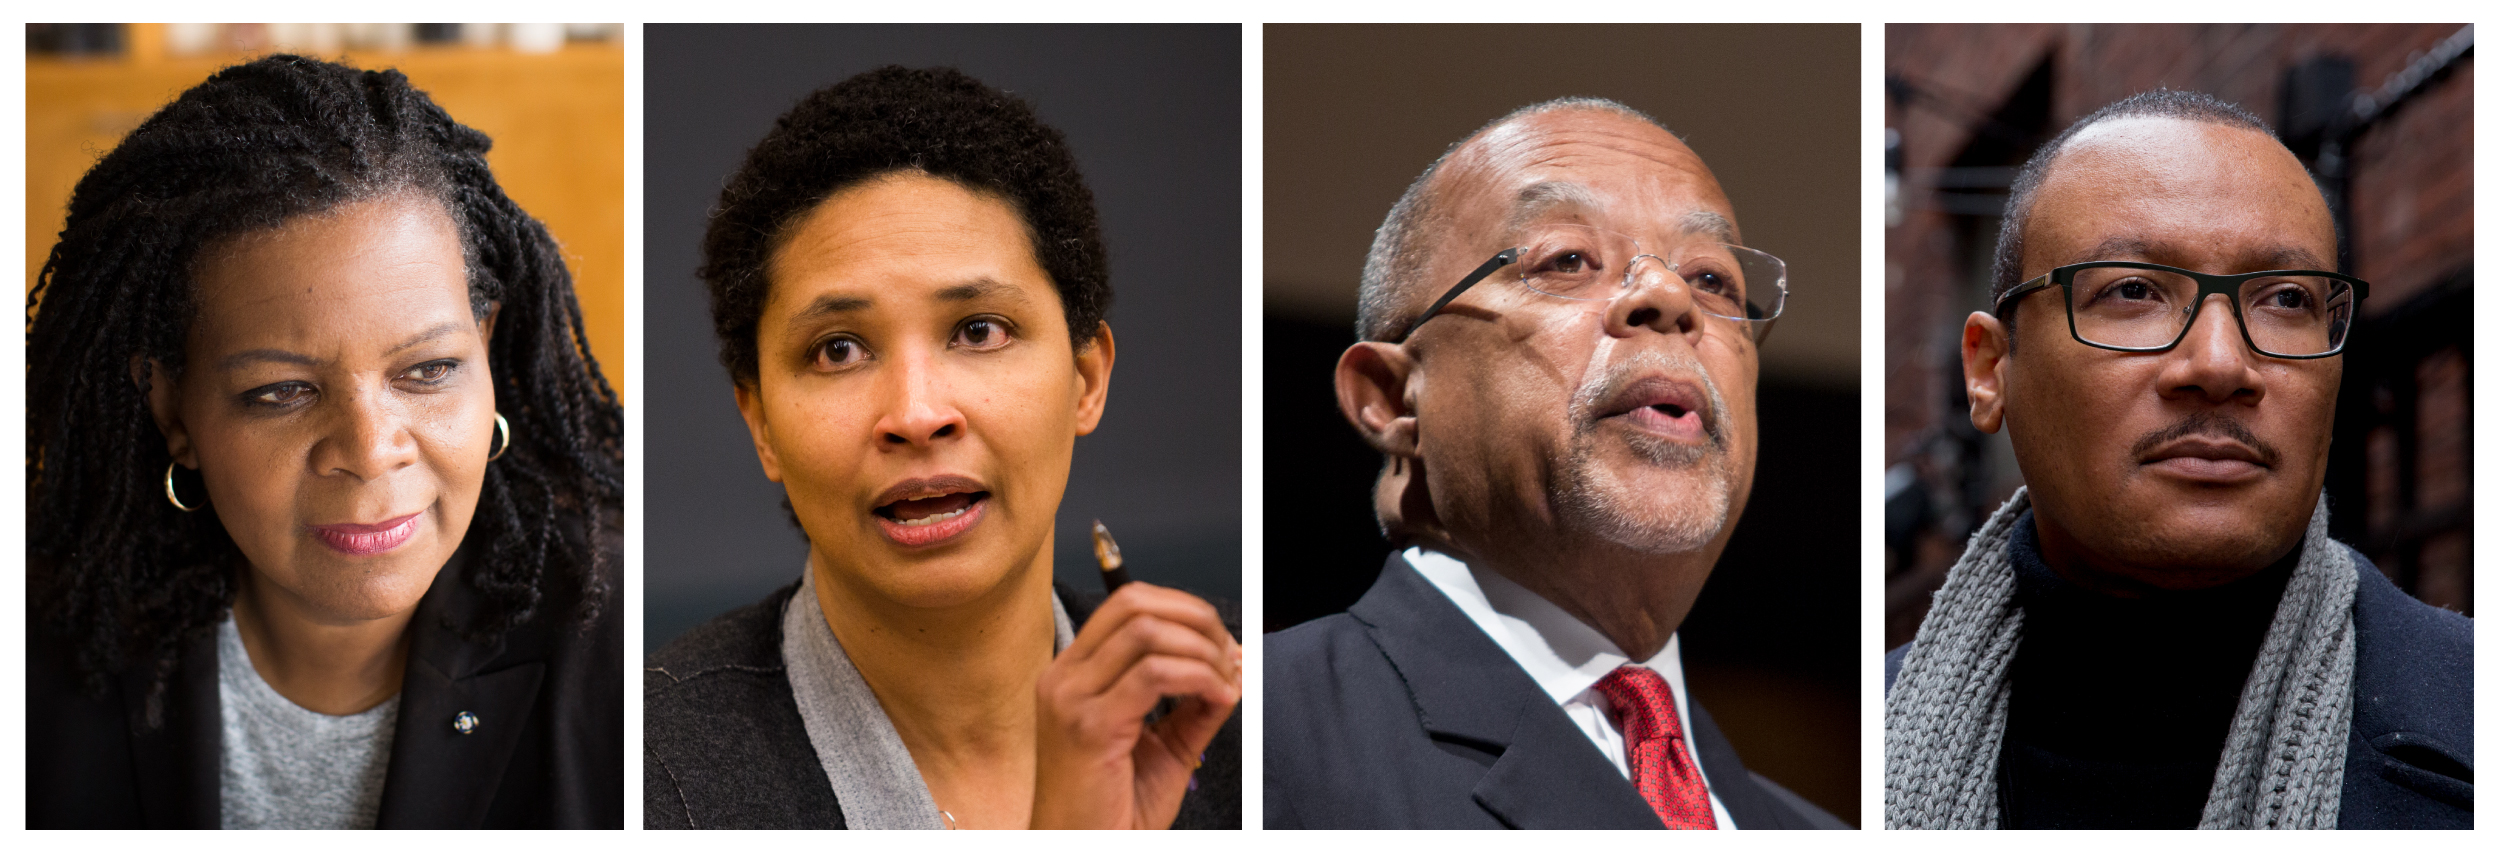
[643,582,842,829]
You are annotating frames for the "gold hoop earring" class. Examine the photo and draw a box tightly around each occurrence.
[164,461,201,512]
[489,412,512,462]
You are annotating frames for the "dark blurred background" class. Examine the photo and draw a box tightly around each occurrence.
[1265,24,1861,826]
[1884,24,2474,648]
[644,25,1242,651]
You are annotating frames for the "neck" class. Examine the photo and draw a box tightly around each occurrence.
[1435,535,1712,661]
[230,569,415,716]
[810,543,1058,829]
[2031,509,2296,598]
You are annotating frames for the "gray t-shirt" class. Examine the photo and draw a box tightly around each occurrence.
[217,617,399,829]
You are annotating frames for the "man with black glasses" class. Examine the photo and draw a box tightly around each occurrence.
[1264,98,1844,829]
[1885,90,2471,830]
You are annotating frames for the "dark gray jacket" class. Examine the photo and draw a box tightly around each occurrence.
[643,580,1242,828]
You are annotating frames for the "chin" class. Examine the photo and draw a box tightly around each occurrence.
[1557,462,1733,555]
[287,558,443,621]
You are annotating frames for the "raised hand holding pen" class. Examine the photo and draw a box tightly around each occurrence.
[1029,522,1241,828]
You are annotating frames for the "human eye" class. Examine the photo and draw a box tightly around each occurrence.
[809,334,871,371]
[1525,237,1606,276]
[2251,280,2316,311]
[1678,258,1743,297]
[951,316,1016,351]
[243,381,315,409]
[2089,276,2167,307]
[400,359,461,386]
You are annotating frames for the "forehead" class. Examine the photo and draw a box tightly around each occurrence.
[2024,117,2335,273]
[1436,109,1736,246]
[764,173,1050,308]
[189,196,471,339]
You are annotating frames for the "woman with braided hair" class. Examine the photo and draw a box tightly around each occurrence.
[26,54,622,828]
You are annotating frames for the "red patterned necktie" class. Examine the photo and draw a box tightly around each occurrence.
[1593,665,1717,829]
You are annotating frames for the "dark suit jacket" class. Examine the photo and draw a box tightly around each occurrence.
[25,518,625,829]
[1264,554,1849,829]
[643,580,1244,829]
[1883,543,2473,829]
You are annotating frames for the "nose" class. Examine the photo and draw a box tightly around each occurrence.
[872,345,968,448]
[315,386,420,482]
[2154,293,2265,405]
[1603,254,1703,338]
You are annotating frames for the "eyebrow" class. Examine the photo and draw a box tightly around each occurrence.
[783,277,1021,332]
[1677,210,1738,244]
[217,320,470,372]
[2073,237,2333,272]
[1503,182,1740,245]
[1505,181,1602,234]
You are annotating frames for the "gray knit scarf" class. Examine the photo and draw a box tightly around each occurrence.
[1885,487,2357,829]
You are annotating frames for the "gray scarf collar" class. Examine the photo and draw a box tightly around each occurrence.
[781,567,1075,829]
[1884,487,2357,829]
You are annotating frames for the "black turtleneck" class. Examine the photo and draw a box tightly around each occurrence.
[1996,511,2298,829]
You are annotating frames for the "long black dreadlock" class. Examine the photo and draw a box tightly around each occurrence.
[25,54,623,718]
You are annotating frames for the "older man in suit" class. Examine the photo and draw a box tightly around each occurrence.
[1263,97,1843,830]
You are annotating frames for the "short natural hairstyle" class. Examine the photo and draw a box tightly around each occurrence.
[701,66,1110,386]
[1989,88,2280,338]
[26,55,624,718]
[1354,97,1673,343]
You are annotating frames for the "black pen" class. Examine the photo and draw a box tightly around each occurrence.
[1091,519,1132,591]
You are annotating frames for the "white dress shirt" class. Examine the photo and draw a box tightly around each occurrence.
[1407,546,1736,829]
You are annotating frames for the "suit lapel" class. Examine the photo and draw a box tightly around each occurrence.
[1351,556,1663,829]
[373,550,545,829]
[123,629,221,829]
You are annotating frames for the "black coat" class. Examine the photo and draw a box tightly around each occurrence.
[642,580,1243,829]
[1882,543,2474,829]
[25,523,624,829]
[1263,554,1849,829]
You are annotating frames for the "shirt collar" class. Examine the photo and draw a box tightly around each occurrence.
[1404,547,1695,723]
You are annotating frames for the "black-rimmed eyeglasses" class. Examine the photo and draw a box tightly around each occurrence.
[1394,223,1787,344]
[1994,261,2368,359]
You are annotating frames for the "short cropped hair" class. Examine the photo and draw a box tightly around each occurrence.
[701,66,1111,386]
[1354,97,1672,343]
[1990,89,2278,335]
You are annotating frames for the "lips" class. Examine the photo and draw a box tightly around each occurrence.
[2139,436,2272,483]
[312,513,421,556]
[1595,375,1713,443]
[871,475,991,547]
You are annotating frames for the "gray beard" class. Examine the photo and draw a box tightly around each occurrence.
[1554,351,1736,554]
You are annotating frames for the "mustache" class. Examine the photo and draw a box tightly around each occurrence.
[2127,411,2281,466]
[1569,350,1732,447]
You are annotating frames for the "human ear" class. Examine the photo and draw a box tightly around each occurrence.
[732,380,785,483]
[134,356,196,468]
[1963,311,2011,434]
[1071,322,1116,436]
[1335,342,1420,458]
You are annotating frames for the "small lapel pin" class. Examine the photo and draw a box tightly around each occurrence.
[452,710,480,735]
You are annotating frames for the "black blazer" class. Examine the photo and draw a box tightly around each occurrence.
[1882,543,2473,829]
[643,580,1243,829]
[26,521,624,829]
[1264,554,1848,829]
